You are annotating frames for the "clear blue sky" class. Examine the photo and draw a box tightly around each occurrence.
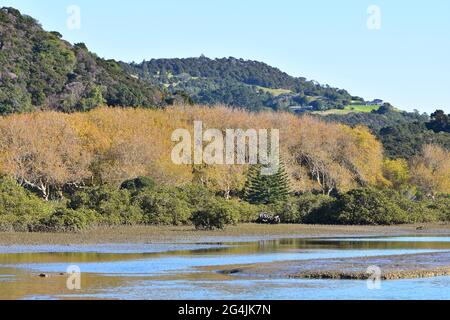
[3,0,449,113]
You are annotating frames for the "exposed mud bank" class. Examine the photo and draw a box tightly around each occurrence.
[215,251,450,280]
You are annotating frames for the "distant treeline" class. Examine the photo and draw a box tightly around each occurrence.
[0,7,172,115]
[323,109,450,159]
[122,56,357,112]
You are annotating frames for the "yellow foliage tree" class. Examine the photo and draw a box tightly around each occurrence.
[410,144,450,198]
[0,105,386,199]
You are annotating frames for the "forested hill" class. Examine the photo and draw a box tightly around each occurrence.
[0,7,168,115]
[121,56,361,112]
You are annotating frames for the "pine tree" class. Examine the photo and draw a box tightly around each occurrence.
[244,162,290,205]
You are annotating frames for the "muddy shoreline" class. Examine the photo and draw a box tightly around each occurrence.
[214,251,450,280]
[0,223,450,246]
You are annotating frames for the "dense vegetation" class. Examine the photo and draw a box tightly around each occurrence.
[0,7,172,115]
[0,7,448,232]
[322,108,429,132]
[0,106,448,232]
[122,56,359,112]
[322,108,450,159]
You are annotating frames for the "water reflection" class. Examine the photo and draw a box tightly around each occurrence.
[0,236,449,300]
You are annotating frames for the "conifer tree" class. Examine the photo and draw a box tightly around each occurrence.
[244,162,290,205]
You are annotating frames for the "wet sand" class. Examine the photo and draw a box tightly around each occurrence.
[215,251,450,280]
[0,223,449,245]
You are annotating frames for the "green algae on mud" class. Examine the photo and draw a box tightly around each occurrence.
[1,223,450,246]
[213,251,450,280]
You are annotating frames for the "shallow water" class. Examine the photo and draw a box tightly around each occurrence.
[1,236,450,300]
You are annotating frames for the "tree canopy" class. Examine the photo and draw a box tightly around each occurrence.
[0,7,166,115]
[122,57,356,112]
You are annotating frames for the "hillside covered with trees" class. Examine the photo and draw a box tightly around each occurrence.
[0,7,170,115]
[0,7,448,232]
[121,56,360,112]
[322,108,450,159]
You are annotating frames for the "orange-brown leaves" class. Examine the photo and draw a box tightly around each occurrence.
[0,105,386,198]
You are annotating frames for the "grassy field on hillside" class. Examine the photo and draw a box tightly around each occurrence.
[313,104,381,115]
[255,86,293,96]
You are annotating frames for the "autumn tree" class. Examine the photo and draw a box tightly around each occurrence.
[382,158,412,194]
[0,105,386,201]
[288,117,385,195]
[0,112,92,200]
[410,144,450,198]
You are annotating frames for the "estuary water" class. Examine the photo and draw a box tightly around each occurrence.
[0,236,449,300]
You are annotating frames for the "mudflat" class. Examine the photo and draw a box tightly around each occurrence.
[215,251,450,280]
[1,223,450,245]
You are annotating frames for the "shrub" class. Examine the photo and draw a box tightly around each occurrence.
[380,189,434,223]
[191,198,240,230]
[135,187,191,225]
[325,188,410,225]
[177,183,215,211]
[0,177,52,232]
[278,197,300,223]
[69,186,143,226]
[421,196,450,222]
[39,207,96,232]
[231,200,261,223]
[279,194,335,224]
[120,176,156,192]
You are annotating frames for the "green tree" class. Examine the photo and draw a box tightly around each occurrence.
[0,81,33,115]
[135,187,191,225]
[244,163,290,205]
[78,85,106,111]
[120,176,156,192]
[428,110,449,133]
[325,188,410,225]
[0,177,52,231]
[191,198,240,230]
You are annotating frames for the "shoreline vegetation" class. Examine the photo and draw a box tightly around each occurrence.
[0,8,448,238]
[0,223,449,246]
[0,107,448,234]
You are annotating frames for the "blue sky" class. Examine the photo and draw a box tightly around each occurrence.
[3,0,449,113]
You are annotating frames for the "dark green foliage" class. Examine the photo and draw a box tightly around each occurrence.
[427,110,449,133]
[134,187,191,225]
[0,177,52,231]
[314,188,441,225]
[0,7,165,114]
[0,80,33,114]
[379,122,450,159]
[244,164,290,205]
[191,198,240,230]
[423,196,450,221]
[69,186,143,225]
[39,207,94,232]
[321,109,450,160]
[120,176,156,192]
[373,103,395,114]
[279,194,335,224]
[122,56,355,112]
[231,200,262,223]
[177,183,215,211]
[0,173,448,232]
[329,188,409,225]
[322,110,430,133]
